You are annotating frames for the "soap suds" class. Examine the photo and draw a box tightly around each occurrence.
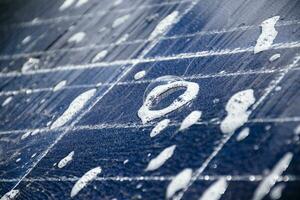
[294,124,300,135]
[59,0,75,11]
[220,89,255,134]
[150,119,170,138]
[71,166,102,198]
[134,70,146,80]
[22,36,31,44]
[116,33,129,44]
[21,131,31,140]
[1,190,19,200]
[254,16,280,54]
[2,96,13,107]
[58,151,74,168]
[274,86,281,91]
[269,54,281,62]
[236,127,250,141]
[112,14,130,28]
[113,0,123,6]
[149,11,179,40]
[68,32,86,43]
[123,159,129,164]
[30,129,40,136]
[51,89,96,129]
[199,178,228,200]
[75,0,89,7]
[22,58,40,73]
[53,80,67,92]
[46,121,52,127]
[252,152,293,200]
[270,183,285,200]
[92,50,108,63]
[145,145,176,171]
[138,80,199,124]
[166,168,192,199]
[179,110,202,131]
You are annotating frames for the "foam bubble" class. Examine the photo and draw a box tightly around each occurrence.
[58,151,74,168]
[220,89,255,134]
[68,32,86,43]
[145,145,176,171]
[138,77,199,124]
[166,168,192,199]
[71,166,102,197]
[150,119,170,138]
[51,89,96,129]
[149,11,179,40]
[254,16,280,54]
[179,110,202,131]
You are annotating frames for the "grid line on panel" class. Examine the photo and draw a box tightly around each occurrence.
[174,54,300,199]
[0,175,299,183]
[0,19,299,60]
[0,41,299,78]
[0,0,193,28]
[1,64,300,97]
[2,0,200,194]
[1,116,300,136]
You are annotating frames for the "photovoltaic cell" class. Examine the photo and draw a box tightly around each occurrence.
[0,0,299,199]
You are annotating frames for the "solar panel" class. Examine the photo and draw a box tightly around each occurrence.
[0,0,299,199]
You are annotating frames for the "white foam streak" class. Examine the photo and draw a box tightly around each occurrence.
[149,11,179,40]
[166,168,192,199]
[2,96,13,107]
[145,145,176,171]
[92,50,108,63]
[22,58,40,73]
[236,127,250,141]
[53,80,67,92]
[199,178,228,200]
[21,36,31,44]
[71,166,102,197]
[252,152,293,200]
[254,16,280,54]
[134,70,146,80]
[59,0,75,11]
[75,0,89,7]
[269,54,281,62]
[112,14,130,28]
[68,32,86,43]
[294,124,300,135]
[179,110,202,131]
[270,183,285,200]
[58,151,74,168]
[150,119,170,137]
[220,89,255,134]
[0,190,19,200]
[51,89,96,129]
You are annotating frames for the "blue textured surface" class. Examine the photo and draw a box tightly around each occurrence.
[0,0,300,199]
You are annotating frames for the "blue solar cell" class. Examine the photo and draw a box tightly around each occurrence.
[0,0,299,199]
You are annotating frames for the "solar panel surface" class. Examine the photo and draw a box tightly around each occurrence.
[0,0,299,199]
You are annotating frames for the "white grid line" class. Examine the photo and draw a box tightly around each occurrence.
[3,0,200,195]
[0,0,193,29]
[0,19,299,60]
[1,64,300,97]
[1,116,300,136]
[174,54,300,199]
[0,41,299,78]
[0,175,298,183]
